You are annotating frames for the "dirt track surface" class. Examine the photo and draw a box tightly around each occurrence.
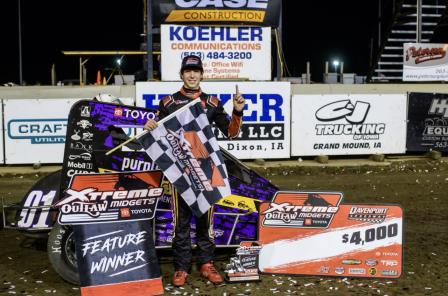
[1,158,447,295]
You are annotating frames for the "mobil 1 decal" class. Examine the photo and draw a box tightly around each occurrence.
[136,81,291,159]
[258,191,403,278]
[291,94,407,156]
[407,92,448,152]
[61,100,158,195]
[55,171,163,225]
[74,221,163,295]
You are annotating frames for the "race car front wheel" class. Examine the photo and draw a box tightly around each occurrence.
[47,222,79,285]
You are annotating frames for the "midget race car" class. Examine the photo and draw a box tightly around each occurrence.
[2,99,278,284]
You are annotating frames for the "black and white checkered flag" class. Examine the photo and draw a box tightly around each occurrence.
[139,99,231,217]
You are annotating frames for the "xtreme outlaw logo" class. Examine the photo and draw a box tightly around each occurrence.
[55,187,162,223]
[56,172,164,225]
[315,100,385,141]
[262,193,340,228]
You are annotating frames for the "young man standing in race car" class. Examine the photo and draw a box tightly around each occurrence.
[144,55,245,286]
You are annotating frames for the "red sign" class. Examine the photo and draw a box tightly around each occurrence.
[258,191,403,278]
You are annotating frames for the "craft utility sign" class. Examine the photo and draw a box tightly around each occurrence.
[56,171,163,225]
[3,98,85,164]
[161,25,270,80]
[136,81,290,159]
[407,92,448,152]
[152,0,281,27]
[403,43,448,81]
[74,222,163,295]
[258,193,403,278]
[291,94,406,156]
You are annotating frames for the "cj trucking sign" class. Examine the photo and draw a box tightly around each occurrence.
[403,43,448,81]
[136,81,290,159]
[161,25,271,81]
[291,94,407,156]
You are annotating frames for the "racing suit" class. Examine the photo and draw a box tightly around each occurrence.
[157,86,243,271]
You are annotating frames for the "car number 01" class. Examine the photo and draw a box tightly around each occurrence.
[18,190,56,228]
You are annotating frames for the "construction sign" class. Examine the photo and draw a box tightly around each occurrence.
[152,0,281,27]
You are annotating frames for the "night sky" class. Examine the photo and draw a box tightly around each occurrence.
[2,1,389,85]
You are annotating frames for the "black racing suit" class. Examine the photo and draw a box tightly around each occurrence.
[157,86,243,271]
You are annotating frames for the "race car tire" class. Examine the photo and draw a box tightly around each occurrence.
[47,222,79,285]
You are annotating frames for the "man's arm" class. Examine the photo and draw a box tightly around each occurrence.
[213,85,245,139]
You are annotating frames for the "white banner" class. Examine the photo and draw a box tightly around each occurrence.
[4,99,84,164]
[161,25,271,81]
[136,82,290,159]
[291,94,407,156]
[0,100,4,164]
[4,98,134,164]
[403,43,448,81]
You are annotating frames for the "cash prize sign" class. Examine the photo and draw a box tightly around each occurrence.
[258,191,403,278]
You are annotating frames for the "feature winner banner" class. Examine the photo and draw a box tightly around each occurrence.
[152,0,281,27]
[407,92,448,152]
[403,43,448,81]
[161,25,271,80]
[136,81,291,159]
[258,191,403,278]
[291,94,406,156]
[74,222,163,296]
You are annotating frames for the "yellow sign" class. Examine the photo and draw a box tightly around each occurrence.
[166,10,265,23]
[216,194,260,212]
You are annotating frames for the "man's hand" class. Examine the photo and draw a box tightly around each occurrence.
[144,119,158,131]
[233,85,245,112]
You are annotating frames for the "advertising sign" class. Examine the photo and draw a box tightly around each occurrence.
[152,0,282,27]
[161,25,271,81]
[56,171,163,225]
[258,191,403,278]
[291,94,407,156]
[3,98,134,164]
[403,43,448,81]
[4,99,82,164]
[407,92,448,152]
[136,81,291,159]
[74,222,163,296]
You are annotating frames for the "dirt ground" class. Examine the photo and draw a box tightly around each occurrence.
[1,158,447,295]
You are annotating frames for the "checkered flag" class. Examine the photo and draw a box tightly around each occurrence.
[138,99,231,217]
